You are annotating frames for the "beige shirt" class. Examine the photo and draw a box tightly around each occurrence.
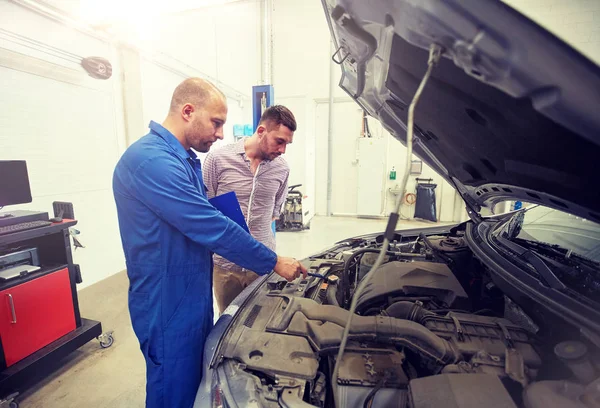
[203,139,289,271]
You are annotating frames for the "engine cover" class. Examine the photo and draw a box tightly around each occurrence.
[355,261,469,313]
[409,374,517,408]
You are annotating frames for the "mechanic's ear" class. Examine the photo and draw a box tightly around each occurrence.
[182,103,194,121]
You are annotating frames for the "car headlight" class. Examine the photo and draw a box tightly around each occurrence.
[211,369,229,408]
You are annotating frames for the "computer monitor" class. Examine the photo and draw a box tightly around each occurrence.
[0,161,33,207]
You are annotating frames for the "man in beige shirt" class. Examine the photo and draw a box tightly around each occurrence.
[203,105,296,314]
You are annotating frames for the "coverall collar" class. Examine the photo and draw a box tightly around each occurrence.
[149,120,198,161]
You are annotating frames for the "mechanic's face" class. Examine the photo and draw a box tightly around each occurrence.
[183,96,227,153]
[257,124,294,160]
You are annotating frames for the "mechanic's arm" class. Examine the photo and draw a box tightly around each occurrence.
[129,155,305,280]
[272,170,289,220]
[201,152,218,199]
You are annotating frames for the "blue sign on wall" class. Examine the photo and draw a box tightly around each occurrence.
[233,124,244,137]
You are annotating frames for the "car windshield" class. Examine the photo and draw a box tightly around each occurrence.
[495,206,600,299]
[502,206,600,263]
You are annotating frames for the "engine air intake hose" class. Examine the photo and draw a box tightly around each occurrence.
[385,301,434,323]
[269,297,460,366]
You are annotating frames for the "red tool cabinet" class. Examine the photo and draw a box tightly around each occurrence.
[0,268,76,367]
[0,219,104,403]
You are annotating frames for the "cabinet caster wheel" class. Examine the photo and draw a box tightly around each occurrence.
[0,392,19,408]
[97,331,114,348]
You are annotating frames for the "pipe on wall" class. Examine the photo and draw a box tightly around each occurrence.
[261,0,273,85]
[327,39,335,216]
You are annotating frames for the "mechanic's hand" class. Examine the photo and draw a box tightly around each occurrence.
[274,257,307,282]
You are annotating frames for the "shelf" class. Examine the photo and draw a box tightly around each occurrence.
[0,220,77,247]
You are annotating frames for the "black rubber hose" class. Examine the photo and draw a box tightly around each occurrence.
[419,232,453,264]
[419,233,434,250]
[341,248,397,307]
[385,301,433,323]
[363,375,386,408]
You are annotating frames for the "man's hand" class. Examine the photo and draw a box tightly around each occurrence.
[274,256,307,282]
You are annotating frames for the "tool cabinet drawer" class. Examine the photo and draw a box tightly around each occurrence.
[0,268,75,366]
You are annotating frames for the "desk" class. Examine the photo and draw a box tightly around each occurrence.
[0,219,103,399]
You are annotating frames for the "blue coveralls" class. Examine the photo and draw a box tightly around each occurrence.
[112,121,278,408]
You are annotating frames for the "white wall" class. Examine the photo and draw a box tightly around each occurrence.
[46,0,263,146]
[0,0,126,289]
[0,0,263,289]
[277,96,316,223]
[503,0,600,64]
[271,0,345,219]
[314,101,361,216]
[137,2,262,96]
[313,101,459,221]
[272,0,346,100]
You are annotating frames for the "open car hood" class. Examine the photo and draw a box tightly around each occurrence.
[322,0,600,222]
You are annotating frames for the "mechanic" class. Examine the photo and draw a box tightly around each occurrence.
[203,105,296,314]
[112,78,306,408]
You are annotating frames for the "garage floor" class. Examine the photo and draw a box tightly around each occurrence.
[19,216,444,408]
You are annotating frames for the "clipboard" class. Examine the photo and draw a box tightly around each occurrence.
[209,191,250,233]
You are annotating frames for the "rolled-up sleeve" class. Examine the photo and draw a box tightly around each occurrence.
[129,154,277,274]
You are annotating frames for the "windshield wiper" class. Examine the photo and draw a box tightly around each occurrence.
[515,238,600,269]
[496,237,566,290]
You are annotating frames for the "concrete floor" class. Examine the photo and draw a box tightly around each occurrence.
[19,216,442,408]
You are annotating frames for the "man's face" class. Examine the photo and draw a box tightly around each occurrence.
[183,96,228,153]
[257,123,294,160]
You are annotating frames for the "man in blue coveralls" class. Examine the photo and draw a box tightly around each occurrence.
[112,77,306,408]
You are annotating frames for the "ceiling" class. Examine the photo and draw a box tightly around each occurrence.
[42,0,248,24]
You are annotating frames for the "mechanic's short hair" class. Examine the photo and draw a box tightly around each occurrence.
[259,105,297,132]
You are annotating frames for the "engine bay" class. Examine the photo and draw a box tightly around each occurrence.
[214,227,600,408]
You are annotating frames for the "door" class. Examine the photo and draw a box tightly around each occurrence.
[357,137,385,216]
[0,268,76,366]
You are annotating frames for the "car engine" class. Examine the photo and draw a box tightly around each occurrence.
[215,228,600,408]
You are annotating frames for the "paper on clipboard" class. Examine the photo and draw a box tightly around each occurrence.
[209,191,250,233]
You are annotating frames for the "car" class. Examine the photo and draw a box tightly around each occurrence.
[195,0,600,407]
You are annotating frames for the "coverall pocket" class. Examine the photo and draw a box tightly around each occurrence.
[129,291,150,351]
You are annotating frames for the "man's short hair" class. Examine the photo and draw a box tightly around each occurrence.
[169,77,225,113]
[259,105,297,132]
